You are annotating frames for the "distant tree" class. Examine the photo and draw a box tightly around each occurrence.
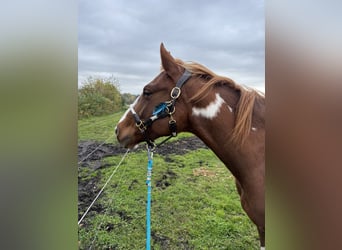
[78,76,123,118]
[121,93,138,106]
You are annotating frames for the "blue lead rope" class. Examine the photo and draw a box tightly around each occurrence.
[146,146,154,250]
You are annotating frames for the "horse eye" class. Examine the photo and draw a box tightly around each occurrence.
[143,90,152,97]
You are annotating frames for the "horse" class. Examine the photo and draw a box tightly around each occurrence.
[115,43,265,249]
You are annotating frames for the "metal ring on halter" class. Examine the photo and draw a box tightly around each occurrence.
[161,101,175,115]
[170,87,181,99]
[167,105,175,115]
[146,141,156,151]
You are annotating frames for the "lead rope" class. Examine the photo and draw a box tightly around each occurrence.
[78,148,130,226]
[146,145,154,250]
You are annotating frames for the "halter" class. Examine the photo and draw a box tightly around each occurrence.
[130,69,192,148]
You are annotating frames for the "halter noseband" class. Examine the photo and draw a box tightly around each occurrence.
[130,69,192,148]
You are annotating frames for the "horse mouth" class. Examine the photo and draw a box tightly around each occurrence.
[117,135,138,149]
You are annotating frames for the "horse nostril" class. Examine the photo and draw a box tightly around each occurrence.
[115,126,119,135]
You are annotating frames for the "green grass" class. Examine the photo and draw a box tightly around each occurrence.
[78,112,123,142]
[78,113,259,249]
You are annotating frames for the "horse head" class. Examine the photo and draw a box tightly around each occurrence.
[116,43,193,148]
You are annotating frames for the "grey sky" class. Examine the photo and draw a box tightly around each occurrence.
[79,0,264,94]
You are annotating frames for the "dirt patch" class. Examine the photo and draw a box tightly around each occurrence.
[155,169,177,190]
[78,173,103,222]
[103,222,114,232]
[154,137,208,156]
[128,179,139,190]
[193,167,217,177]
[151,231,194,250]
[78,140,128,169]
[78,137,207,167]
[151,231,172,250]
[116,210,132,222]
[78,136,208,222]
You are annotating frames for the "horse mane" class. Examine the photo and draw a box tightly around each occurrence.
[174,59,264,147]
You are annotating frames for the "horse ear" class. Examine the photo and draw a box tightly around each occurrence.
[160,43,181,82]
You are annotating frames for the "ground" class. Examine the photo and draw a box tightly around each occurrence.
[78,137,208,222]
[78,136,259,249]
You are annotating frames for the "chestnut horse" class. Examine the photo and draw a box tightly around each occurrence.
[116,43,265,249]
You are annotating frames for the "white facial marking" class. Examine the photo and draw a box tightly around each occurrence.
[227,105,233,113]
[192,93,225,119]
[252,127,257,131]
[118,95,140,123]
[118,109,130,123]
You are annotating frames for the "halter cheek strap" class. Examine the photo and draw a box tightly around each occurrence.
[131,69,192,147]
[170,69,192,99]
[130,105,146,132]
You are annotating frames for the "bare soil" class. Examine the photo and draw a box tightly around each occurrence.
[78,136,208,167]
[78,137,208,221]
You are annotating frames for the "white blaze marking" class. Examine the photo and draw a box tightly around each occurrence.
[192,93,225,119]
[118,95,140,123]
[118,109,130,123]
[252,127,257,131]
[227,104,233,113]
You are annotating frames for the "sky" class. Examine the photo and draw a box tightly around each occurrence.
[79,0,264,94]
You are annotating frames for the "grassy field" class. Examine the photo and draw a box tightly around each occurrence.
[78,111,259,249]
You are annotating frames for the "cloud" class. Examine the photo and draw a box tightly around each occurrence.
[79,0,264,94]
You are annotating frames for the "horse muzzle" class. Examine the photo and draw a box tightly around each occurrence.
[115,125,141,149]
[117,134,136,149]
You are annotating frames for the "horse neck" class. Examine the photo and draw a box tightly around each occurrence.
[185,86,255,181]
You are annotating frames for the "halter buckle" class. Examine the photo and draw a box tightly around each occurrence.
[168,118,177,137]
[170,87,181,99]
[136,120,146,132]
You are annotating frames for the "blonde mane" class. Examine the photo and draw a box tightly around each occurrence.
[175,59,264,147]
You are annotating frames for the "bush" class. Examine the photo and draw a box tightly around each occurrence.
[78,76,123,118]
[121,93,138,105]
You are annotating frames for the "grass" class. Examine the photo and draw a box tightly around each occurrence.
[78,112,259,249]
[78,112,122,142]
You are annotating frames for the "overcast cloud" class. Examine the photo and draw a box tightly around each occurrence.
[79,0,264,94]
